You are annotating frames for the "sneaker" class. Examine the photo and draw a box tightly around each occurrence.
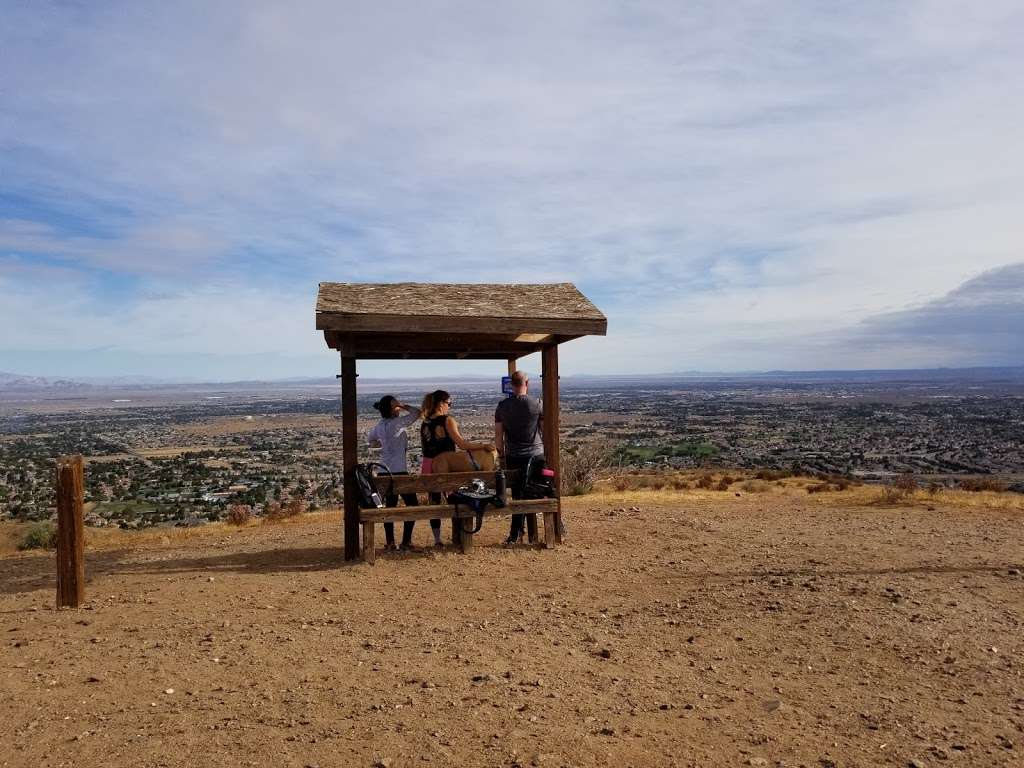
[434,541,445,549]
[399,543,419,552]
[384,542,398,551]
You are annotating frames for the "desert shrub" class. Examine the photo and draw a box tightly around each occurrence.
[715,476,734,492]
[959,477,1007,493]
[670,477,691,490]
[894,474,918,493]
[927,482,943,495]
[612,476,630,492]
[695,474,715,490]
[560,443,610,496]
[739,479,770,493]
[226,504,252,526]
[18,522,57,550]
[876,474,918,504]
[806,482,832,494]
[755,469,792,481]
[265,498,306,522]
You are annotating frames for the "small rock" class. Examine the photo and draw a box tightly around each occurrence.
[373,759,393,768]
[599,648,612,659]
[321,586,330,592]
[86,675,102,683]
[748,759,768,767]
[164,688,174,695]
[207,577,215,582]
[908,759,925,768]
[763,699,782,712]
[1009,568,1021,576]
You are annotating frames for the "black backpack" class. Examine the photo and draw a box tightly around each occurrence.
[518,455,555,500]
[353,462,393,509]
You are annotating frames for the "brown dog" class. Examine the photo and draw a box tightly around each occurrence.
[430,448,497,474]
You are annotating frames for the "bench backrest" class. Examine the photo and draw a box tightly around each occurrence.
[386,470,520,495]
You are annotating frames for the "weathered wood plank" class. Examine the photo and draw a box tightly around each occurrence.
[361,522,375,564]
[317,311,606,337]
[341,355,360,561]
[388,470,519,495]
[360,498,557,524]
[543,510,557,549]
[55,455,85,608]
[542,344,563,544]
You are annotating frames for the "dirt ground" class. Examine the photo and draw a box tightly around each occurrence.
[1,491,1021,768]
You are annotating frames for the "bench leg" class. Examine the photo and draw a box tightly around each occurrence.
[450,515,462,548]
[459,517,474,554]
[543,510,557,549]
[526,513,538,543]
[362,522,375,564]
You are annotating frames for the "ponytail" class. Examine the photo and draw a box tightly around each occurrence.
[421,389,450,418]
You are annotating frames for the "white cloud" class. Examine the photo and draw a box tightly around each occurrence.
[1,1,1024,375]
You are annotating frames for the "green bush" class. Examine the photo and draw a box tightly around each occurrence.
[18,522,57,551]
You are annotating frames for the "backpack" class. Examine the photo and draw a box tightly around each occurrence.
[353,462,393,509]
[518,455,555,500]
[449,478,505,534]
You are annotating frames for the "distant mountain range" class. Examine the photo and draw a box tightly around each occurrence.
[2,366,1023,392]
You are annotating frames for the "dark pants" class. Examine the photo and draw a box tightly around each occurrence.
[384,472,419,547]
[506,454,545,542]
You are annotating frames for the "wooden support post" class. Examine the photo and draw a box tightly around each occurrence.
[458,514,474,554]
[361,522,375,564]
[341,354,360,561]
[55,455,85,608]
[543,509,557,549]
[542,344,563,544]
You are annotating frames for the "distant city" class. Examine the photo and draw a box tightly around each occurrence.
[2,367,1023,527]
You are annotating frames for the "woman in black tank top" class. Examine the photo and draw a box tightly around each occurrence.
[421,413,456,458]
[418,389,496,547]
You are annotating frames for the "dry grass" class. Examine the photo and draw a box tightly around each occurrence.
[0,508,346,558]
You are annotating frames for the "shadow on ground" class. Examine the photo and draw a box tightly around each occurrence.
[0,546,358,597]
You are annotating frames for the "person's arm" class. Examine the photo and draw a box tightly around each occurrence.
[367,422,382,449]
[446,416,494,452]
[395,404,421,428]
[494,421,505,458]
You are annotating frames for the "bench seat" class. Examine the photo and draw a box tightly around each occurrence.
[359,497,558,563]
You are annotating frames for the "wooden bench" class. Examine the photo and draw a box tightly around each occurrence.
[358,469,559,564]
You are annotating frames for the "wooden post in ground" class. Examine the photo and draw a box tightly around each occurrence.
[341,353,360,561]
[55,455,85,608]
[541,344,562,545]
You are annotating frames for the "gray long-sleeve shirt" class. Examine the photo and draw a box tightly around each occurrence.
[367,407,421,473]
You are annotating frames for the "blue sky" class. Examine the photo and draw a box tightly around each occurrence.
[2,1,1023,380]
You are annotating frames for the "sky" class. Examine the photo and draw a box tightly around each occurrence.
[1,1,1023,380]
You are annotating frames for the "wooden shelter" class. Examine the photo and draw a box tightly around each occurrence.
[316,282,607,561]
